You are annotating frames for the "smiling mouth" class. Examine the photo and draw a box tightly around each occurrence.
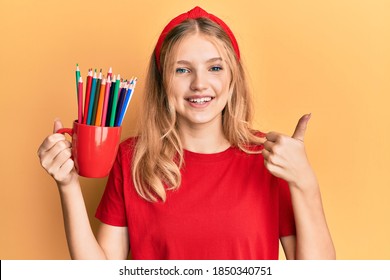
[186,97,215,104]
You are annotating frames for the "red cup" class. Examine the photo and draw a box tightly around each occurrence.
[57,121,122,178]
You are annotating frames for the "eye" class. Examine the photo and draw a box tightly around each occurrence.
[175,67,190,74]
[210,66,223,72]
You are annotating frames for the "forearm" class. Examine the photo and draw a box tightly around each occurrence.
[289,180,336,259]
[58,181,107,259]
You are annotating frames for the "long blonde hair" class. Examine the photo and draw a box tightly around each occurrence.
[132,18,263,202]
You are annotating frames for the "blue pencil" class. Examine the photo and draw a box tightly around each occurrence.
[115,84,127,126]
[118,78,137,126]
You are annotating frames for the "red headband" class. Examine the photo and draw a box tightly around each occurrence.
[154,6,240,70]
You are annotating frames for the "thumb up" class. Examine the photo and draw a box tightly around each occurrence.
[262,113,314,187]
[292,113,311,142]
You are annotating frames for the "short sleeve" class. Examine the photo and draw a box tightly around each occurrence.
[277,178,296,237]
[95,145,127,227]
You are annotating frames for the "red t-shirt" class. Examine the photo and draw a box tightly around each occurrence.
[95,137,296,260]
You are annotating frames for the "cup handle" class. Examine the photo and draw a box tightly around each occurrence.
[57,128,73,137]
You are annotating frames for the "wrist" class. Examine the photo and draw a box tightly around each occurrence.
[56,176,80,193]
[289,170,319,194]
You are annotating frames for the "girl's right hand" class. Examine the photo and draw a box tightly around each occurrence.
[37,119,78,187]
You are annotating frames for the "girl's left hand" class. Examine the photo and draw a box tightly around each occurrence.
[262,114,317,189]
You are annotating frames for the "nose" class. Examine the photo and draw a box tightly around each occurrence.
[190,72,208,92]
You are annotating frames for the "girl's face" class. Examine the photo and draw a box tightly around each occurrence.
[168,33,232,129]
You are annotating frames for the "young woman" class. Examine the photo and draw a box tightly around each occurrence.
[37,6,335,260]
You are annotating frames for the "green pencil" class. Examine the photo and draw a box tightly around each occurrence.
[76,64,80,97]
[91,69,102,124]
[109,74,121,127]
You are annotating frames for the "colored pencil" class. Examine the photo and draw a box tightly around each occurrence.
[106,67,112,79]
[118,78,137,126]
[87,70,98,125]
[73,65,136,127]
[76,64,80,97]
[115,83,128,126]
[78,77,83,123]
[101,76,111,127]
[106,75,116,126]
[109,74,121,127]
[91,70,102,124]
[82,69,93,124]
[94,77,106,126]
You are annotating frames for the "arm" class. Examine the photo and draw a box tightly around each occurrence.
[288,177,335,259]
[58,180,129,259]
[280,235,296,260]
[262,114,335,259]
[38,119,129,259]
[279,180,335,259]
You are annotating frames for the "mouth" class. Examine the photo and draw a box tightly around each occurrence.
[185,96,215,105]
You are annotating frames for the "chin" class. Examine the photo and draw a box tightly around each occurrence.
[189,115,221,126]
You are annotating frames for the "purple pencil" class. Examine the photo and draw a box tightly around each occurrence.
[101,76,112,127]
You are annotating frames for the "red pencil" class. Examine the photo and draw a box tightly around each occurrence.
[82,69,93,124]
[78,77,83,123]
[106,67,112,79]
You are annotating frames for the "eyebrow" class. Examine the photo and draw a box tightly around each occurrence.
[176,57,223,65]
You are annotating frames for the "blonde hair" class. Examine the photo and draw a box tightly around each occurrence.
[132,18,263,202]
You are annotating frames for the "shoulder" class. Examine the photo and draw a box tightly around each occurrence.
[117,136,139,160]
[119,136,138,150]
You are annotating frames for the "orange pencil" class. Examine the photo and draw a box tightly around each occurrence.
[94,78,106,126]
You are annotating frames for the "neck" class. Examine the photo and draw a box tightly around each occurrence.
[177,117,230,154]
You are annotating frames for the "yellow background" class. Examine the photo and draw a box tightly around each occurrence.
[0,0,389,259]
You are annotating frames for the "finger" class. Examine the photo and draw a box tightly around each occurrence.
[264,161,285,179]
[292,113,311,142]
[263,149,283,172]
[37,133,67,156]
[261,147,271,160]
[263,140,275,152]
[46,147,72,177]
[262,150,284,168]
[53,118,64,133]
[53,155,75,182]
[265,131,279,142]
[39,140,71,167]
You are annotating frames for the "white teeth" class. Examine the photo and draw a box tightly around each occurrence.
[188,97,212,104]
